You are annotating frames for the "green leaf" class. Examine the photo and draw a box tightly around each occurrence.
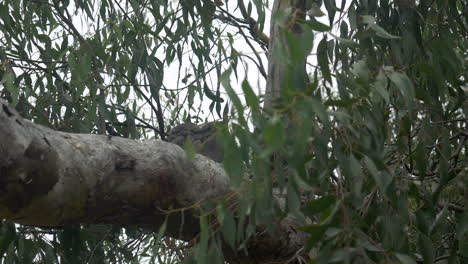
[195,215,209,264]
[351,59,370,81]
[36,34,51,46]
[364,157,392,193]
[287,182,302,214]
[332,36,359,48]
[0,4,10,26]
[0,222,16,257]
[241,79,259,112]
[307,3,325,17]
[414,141,427,177]
[284,25,314,67]
[221,68,245,125]
[349,5,357,31]
[1,69,18,106]
[183,137,196,161]
[356,235,382,252]
[306,19,331,32]
[222,130,244,187]
[317,37,332,84]
[460,237,468,258]
[302,195,336,217]
[372,70,389,103]
[220,208,236,250]
[77,53,91,79]
[324,0,337,24]
[18,238,35,264]
[395,253,417,264]
[388,71,415,109]
[147,59,164,92]
[60,227,83,264]
[124,108,138,139]
[361,15,400,39]
[348,154,364,195]
[199,0,215,27]
[319,199,341,225]
[252,0,265,31]
[301,224,329,248]
[417,233,434,264]
[207,243,224,264]
[328,248,357,263]
[309,97,330,127]
[262,117,285,152]
[456,209,468,241]
[204,83,224,103]
[155,218,167,242]
[429,206,448,235]
[371,24,400,39]
[188,84,196,107]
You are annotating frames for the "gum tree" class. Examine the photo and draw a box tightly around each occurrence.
[0,0,467,263]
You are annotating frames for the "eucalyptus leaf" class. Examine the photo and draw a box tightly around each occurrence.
[317,37,332,84]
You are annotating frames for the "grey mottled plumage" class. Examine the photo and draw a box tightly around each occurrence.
[168,122,223,163]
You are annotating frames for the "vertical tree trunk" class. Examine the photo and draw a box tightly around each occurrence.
[265,0,307,108]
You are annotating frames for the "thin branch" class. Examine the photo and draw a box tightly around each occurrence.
[236,0,269,49]
[238,28,267,79]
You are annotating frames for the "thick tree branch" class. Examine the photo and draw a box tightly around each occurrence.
[0,99,307,263]
[0,99,229,240]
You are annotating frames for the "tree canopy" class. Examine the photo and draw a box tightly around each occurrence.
[0,0,467,263]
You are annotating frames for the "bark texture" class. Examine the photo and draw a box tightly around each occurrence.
[0,99,229,240]
[0,100,307,263]
[265,0,307,108]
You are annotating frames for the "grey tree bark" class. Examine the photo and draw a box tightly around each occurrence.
[0,100,229,240]
[265,0,307,108]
